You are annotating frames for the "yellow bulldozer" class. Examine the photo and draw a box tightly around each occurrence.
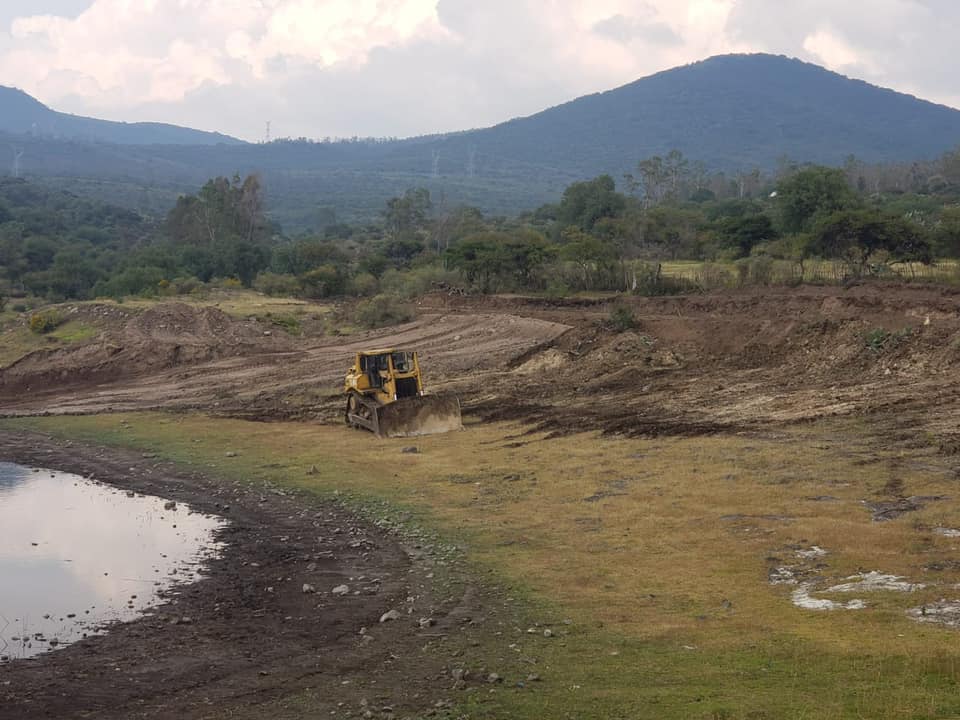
[344,349,462,437]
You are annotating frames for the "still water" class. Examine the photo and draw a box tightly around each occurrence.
[0,462,225,660]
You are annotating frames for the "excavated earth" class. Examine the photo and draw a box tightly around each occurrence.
[4,284,960,717]
[3,285,960,449]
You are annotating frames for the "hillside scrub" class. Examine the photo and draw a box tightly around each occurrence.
[1,149,959,306]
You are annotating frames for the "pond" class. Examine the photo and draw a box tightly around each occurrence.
[0,462,225,660]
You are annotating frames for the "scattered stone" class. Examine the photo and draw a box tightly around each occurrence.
[163,501,177,511]
[302,583,316,594]
[332,584,350,596]
[401,446,419,454]
[543,628,553,638]
[526,674,541,682]
[418,617,435,628]
[907,600,960,627]
[225,451,238,458]
[379,609,402,623]
[486,673,503,684]
[825,571,924,593]
[451,668,468,681]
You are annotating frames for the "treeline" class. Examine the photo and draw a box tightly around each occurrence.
[2,148,960,307]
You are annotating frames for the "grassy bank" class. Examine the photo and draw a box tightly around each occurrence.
[6,413,960,719]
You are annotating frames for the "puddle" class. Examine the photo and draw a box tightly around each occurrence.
[0,462,225,660]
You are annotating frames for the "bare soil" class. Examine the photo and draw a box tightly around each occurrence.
[4,284,960,446]
[0,432,503,720]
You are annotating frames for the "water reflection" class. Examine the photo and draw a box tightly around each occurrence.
[0,462,225,660]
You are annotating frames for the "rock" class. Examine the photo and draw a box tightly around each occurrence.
[307,465,319,475]
[526,673,541,682]
[543,628,553,638]
[486,673,503,684]
[379,609,402,623]
[163,501,177,511]
[332,584,350,596]
[418,617,435,628]
[401,446,419,454]
[451,668,468,681]
[225,451,238,458]
[302,583,316,594]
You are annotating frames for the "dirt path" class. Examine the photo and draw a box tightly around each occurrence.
[0,432,499,720]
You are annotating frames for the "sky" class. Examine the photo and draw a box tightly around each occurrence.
[0,0,957,142]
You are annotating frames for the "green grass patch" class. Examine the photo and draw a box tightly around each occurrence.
[7,413,960,719]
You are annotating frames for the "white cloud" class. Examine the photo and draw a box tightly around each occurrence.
[0,0,957,140]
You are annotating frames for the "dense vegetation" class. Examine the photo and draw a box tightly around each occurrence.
[6,54,960,231]
[0,86,241,146]
[3,144,960,319]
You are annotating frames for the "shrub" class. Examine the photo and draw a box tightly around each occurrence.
[380,266,461,299]
[269,314,302,335]
[29,310,63,334]
[350,272,379,297]
[609,306,636,332]
[171,276,204,295]
[864,326,912,354]
[12,303,27,313]
[254,272,301,297]
[354,294,415,329]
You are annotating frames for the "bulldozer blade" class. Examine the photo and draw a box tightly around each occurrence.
[374,394,463,438]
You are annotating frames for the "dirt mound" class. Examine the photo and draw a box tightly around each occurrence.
[0,303,292,399]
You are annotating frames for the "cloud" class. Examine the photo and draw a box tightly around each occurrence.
[0,0,957,141]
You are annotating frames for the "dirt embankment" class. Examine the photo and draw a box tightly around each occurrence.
[0,432,503,720]
[4,284,960,448]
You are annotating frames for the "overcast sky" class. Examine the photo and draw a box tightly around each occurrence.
[0,1,956,142]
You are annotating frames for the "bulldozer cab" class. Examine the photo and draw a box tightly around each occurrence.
[352,350,422,399]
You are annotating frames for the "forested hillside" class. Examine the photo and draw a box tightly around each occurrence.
[4,54,960,230]
[0,86,242,146]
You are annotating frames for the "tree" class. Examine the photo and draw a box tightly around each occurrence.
[808,209,931,277]
[776,166,860,233]
[384,188,432,238]
[446,232,509,292]
[559,227,619,289]
[714,214,778,258]
[557,175,626,232]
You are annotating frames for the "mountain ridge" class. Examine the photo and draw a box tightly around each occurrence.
[0,85,244,146]
[2,53,960,228]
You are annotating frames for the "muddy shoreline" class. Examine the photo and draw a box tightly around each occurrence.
[0,431,494,720]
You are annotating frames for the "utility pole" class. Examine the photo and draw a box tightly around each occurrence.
[11,146,23,178]
[466,144,476,178]
[431,149,441,178]
[264,121,271,144]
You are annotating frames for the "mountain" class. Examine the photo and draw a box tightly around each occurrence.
[0,86,243,146]
[3,54,960,229]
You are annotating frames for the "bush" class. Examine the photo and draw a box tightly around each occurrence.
[12,303,28,313]
[864,326,912,354]
[29,309,63,334]
[379,266,461,299]
[171,276,204,295]
[350,272,379,297]
[354,294,415,329]
[609,306,636,332]
[254,272,301,297]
